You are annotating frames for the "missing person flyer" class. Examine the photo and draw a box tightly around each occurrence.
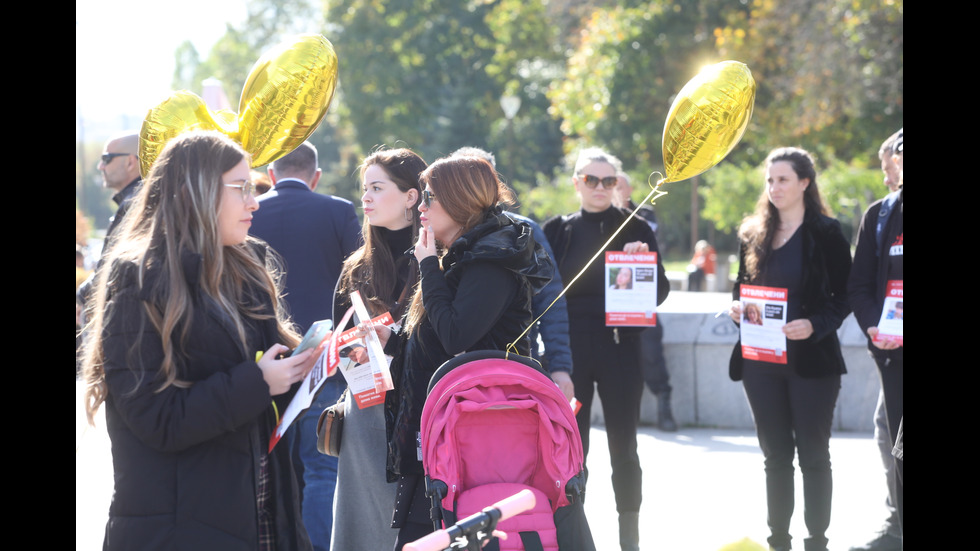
[874,280,903,346]
[605,251,658,327]
[739,284,788,365]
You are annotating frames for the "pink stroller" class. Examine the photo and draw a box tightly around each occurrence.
[419,351,594,551]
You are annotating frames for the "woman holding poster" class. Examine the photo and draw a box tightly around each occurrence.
[80,132,316,550]
[330,148,427,551]
[381,155,554,548]
[727,147,852,551]
[543,147,669,551]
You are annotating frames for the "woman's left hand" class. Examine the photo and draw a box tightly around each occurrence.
[414,225,437,263]
[783,319,814,340]
[258,344,319,396]
[623,241,649,254]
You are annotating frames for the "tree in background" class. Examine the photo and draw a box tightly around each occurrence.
[158,0,901,253]
[550,0,901,256]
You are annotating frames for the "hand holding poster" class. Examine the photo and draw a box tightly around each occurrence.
[268,292,395,452]
[738,284,788,364]
[605,251,659,326]
[874,280,903,346]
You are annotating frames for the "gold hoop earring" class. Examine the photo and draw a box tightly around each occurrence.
[405,207,412,222]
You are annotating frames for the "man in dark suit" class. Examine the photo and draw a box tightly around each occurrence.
[250,141,361,551]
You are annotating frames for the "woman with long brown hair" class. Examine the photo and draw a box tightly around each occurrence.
[330,147,427,551]
[81,131,318,550]
[728,147,852,551]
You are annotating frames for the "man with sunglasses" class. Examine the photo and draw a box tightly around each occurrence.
[77,133,144,328]
[98,132,143,241]
[249,141,360,551]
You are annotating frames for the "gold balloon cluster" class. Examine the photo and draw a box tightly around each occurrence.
[139,34,339,177]
[661,60,756,184]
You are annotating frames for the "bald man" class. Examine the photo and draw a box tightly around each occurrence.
[78,133,143,325]
[98,132,142,240]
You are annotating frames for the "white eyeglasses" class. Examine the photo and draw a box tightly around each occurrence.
[224,180,257,201]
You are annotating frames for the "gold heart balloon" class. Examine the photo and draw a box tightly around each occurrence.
[239,34,338,167]
[139,34,339,177]
[139,92,239,177]
[661,60,756,184]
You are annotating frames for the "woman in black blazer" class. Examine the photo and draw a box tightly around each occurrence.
[728,147,852,551]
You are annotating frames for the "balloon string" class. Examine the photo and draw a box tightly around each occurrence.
[647,171,669,205]
[507,179,666,353]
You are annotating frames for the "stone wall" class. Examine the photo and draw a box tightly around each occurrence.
[585,292,880,432]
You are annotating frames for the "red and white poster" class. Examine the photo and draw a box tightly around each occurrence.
[874,280,903,346]
[604,251,658,327]
[268,292,395,452]
[739,284,788,365]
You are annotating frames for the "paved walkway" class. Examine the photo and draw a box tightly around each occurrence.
[76,382,889,551]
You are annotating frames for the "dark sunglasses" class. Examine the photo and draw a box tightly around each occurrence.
[101,152,131,165]
[580,174,618,189]
[422,189,437,207]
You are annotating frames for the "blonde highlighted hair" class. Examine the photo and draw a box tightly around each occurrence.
[81,131,299,423]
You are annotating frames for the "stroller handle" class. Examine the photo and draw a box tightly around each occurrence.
[404,489,536,551]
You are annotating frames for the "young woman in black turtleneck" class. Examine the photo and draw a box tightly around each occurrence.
[331,148,427,551]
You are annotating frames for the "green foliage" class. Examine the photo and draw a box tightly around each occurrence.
[715,0,903,160]
[327,0,501,162]
[820,155,886,240]
[171,0,321,104]
[548,2,748,170]
[701,161,763,235]
[325,0,565,191]
[512,176,580,224]
[162,0,902,247]
[699,154,884,246]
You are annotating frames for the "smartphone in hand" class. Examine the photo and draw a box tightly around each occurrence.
[290,319,333,357]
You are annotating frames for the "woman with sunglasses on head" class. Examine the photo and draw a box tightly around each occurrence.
[81,131,319,550]
[727,147,852,551]
[542,147,669,551]
[371,155,554,549]
[329,148,427,551]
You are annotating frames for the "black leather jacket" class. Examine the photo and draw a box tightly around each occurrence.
[385,208,554,479]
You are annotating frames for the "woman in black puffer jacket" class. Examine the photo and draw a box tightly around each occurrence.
[378,155,554,549]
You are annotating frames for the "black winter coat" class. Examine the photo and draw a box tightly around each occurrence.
[100,244,310,551]
[847,189,903,360]
[729,211,853,380]
[385,210,554,480]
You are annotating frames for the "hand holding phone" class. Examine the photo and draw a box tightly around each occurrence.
[291,319,333,357]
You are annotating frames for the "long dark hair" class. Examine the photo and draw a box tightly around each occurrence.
[337,148,427,319]
[738,147,828,279]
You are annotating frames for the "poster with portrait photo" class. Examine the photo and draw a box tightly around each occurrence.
[604,251,658,326]
[874,279,903,346]
[739,284,788,365]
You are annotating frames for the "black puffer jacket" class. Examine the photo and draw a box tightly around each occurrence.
[385,208,554,480]
[100,244,310,550]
